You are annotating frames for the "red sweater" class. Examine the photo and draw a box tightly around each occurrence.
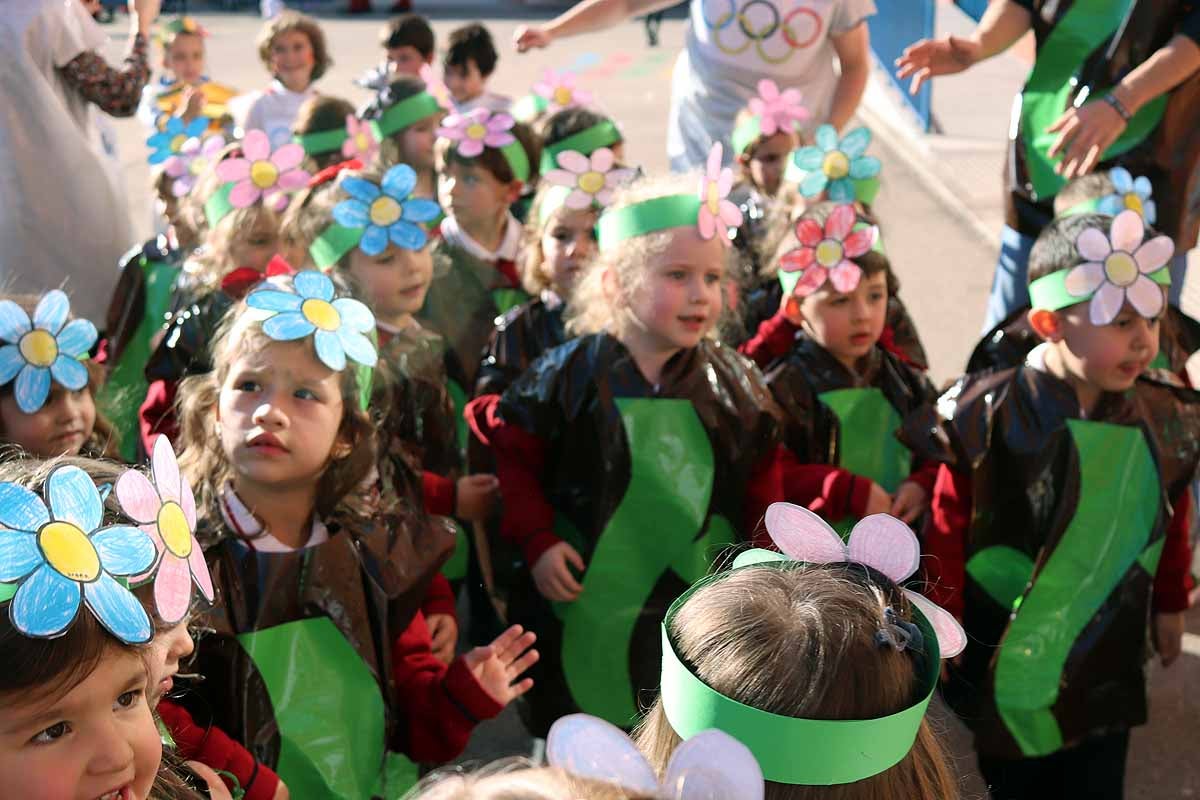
[158,700,281,800]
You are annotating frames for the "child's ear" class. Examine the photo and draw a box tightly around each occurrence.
[505,180,523,205]
[1028,308,1063,341]
[737,151,751,168]
[781,293,804,326]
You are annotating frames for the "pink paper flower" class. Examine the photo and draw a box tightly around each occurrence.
[779,204,877,296]
[164,133,226,198]
[214,129,309,212]
[1065,208,1174,325]
[544,148,636,210]
[532,69,593,113]
[115,436,213,624]
[436,109,515,158]
[342,114,379,162]
[696,143,742,246]
[419,63,451,110]
[748,79,808,137]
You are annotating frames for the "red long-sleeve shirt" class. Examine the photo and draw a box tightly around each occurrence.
[158,700,281,800]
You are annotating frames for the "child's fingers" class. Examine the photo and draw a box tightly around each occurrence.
[564,545,586,573]
[489,624,528,654]
[507,677,535,699]
[506,647,540,679]
[499,631,538,664]
[462,645,495,669]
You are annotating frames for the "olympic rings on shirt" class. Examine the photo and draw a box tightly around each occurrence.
[701,0,826,63]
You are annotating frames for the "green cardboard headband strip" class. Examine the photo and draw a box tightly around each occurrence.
[1029,265,1170,312]
[204,182,236,228]
[499,140,532,184]
[596,194,700,252]
[660,560,939,786]
[368,92,442,141]
[294,127,348,156]
[540,120,622,174]
[1060,197,1103,218]
[309,223,363,270]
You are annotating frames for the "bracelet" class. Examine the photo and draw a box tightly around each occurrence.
[1103,93,1131,122]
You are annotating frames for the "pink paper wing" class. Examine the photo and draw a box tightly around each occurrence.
[666,730,764,800]
[546,715,660,794]
[763,502,846,563]
[846,514,920,583]
[905,590,967,659]
[153,553,193,624]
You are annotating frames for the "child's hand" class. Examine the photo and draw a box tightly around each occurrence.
[889,480,929,523]
[273,781,291,800]
[427,613,458,664]
[1153,611,1186,667]
[513,25,552,53]
[456,474,500,521]
[532,542,585,602]
[462,624,538,705]
[185,761,234,800]
[864,481,892,516]
[778,291,804,327]
[181,87,205,121]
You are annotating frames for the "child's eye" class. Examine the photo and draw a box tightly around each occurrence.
[235,380,260,392]
[667,270,686,280]
[704,273,721,285]
[31,722,69,745]
[115,690,143,711]
[294,388,318,401]
[869,290,886,301]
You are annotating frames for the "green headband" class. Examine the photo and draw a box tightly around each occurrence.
[204,182,235,228]
[1029,265,1170,312]
[499,140,532,184]
[368,92,442,141]
[596,194,700,252]
[1060,198,1103,218]
[540,121,622,174]
[309,224,361,270]
[294,127,348,156]
[660,557,940,786]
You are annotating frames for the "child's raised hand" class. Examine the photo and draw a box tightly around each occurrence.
[513,25,553,53]
[456,474,501,521]
[462,625,539,705]
[889,480,929,523]
[1153,611,1186,667]
[864,481,892,517]
[894,36,982,94]
[185,761,234,800]
[532,541,586,602]
[427,613,458,664]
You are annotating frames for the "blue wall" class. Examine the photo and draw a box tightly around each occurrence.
[867,0,935,130]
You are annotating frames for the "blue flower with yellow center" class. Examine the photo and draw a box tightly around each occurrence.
[0,291,97,414]
[791,125,881,203]
[147,116,209,165]
[332,164,441,254]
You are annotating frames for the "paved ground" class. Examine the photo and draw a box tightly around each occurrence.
[97,5,1198,797]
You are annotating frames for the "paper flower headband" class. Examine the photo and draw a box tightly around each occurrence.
[0,291,97,415]
[660,503,965,786]
[436,109,531,183]
[779,204,880,297]
[245,271,378,372]
[540,147,636,225]
[547,714,764,800]
[155,16,208,43]
[164,132,226,198]
[514,69,594,122]
[597,143,742,251]
[540,118,623,175]
[293,114,364,160]
[309,164,441,269]
[208,129,310,223]
[1029,209,1172,326]
[732,79,808,156]
[1062,167,1157,225]
[147,116,209,166]
[368,86,444,142]
[790,125,881,205]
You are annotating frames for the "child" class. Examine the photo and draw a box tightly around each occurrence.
[383,14,435,77]
[173,274,538,798]
[538,107,626,181]
[235,12,331,148]
[139,17,237,136]
[0,291,117,460]
[279,160,360,270]
[636,503,964,798]
[442,24,511,115]
[742,203,939,532]
[292,94,357,171]
[362,76,446,201]
[488,161,885,735]
[901,211,1198,799]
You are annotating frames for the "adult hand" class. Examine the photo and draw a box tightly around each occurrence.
[129,0,160,36]
[181,87,205,121]
[532,541,585,602]
[889,480,928,523]
[894,36,983,94]
[513,25,553,53]
[462,624,539,704]
[185,761,234,800]
[456,474,500,521]
[427,613,458,664]
[1046,98,1128,179]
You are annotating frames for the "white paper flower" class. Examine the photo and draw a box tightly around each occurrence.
[1065,209,1173,325]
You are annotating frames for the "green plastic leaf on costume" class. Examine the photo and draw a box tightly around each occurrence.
[967,546,1035,611]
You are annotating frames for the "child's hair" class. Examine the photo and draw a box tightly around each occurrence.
[1053,173,1117,217]
[280,179,340,268]
[381,13,435,58]
[634,564,960,800]
[768,202,896,293]
[256,10,332,82]
[364,76,442,165]
[408,759,654,799]
[444,23,499,77]
[156,17,204,53]
[517,183,599,295]
[294,95,357,170]
[1027,212,1112,285]
[175,281,378,522]
[538,107,623,157]
[438,120,541,186]
[569,173,735,339]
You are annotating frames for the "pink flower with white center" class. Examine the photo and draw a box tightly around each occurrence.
[544,148,636,210]
[779,204,877,296]
[747,79,808,137]
[164,134,226,198]
[214,129,310,212]
[419,63,451,110]
[115,436,213,624]
[532,69,593,113]
[342,114,379,162]
[436,109,516,158]
[696,143,742,246]
[1065,208,1174,326]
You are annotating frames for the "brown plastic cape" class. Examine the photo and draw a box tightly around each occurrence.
[474,298,569,400]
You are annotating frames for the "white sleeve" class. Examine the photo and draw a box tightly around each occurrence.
[44,0,108,67]
[830,0,877,35]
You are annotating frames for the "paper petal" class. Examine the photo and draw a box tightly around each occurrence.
[389,220,428,251]
[242,129,271,161]
[795,218,824,247]
[114,469,161,525]
[33,291,70,336]
[0,483,50,532]
[11,564,80,638]
[794,265,829,296]
[544,168,578,189]
[49,356,88,392]
[85,572,152,644]
[825,204,855,240]
[275,169,310,193]
[666,729,764,800]
[814,124,839,152]
[556,150,590,174]
[56,319,98,357]
[1109,210,1144,254]
[153,553,192,624]
[546,714,660,794]
[828,261,863,293]
[483,131,516,148]
[848,155,881,180]
[706,143,723,179]
[697,209,716,240]
[1133,235,1174,274]
[382,164,418,200]
[0,530,42,582]
[764,502,845,563]
[188,543,214,603]
[337,328,378,368]
[295,271,335,302]
[334,297,380,332]
[246,289,303,313]
[1089,282,1126,326]
[0,346,21,384]
[799,171,828,198]
[1125,275,1165,320]
[905,590,967,659]
[792,146,823,171]
[456,138,485,158]
[846,514,921,583]
[228,180,262,208]
[214,159,250,183]
[262,312,316,341]
[333,199,371,229]
[840,127,872,158]
[1064,262,1105,297]
[15,366,51,414]
[779,247,815,273]
[341,177,381,206]
[47,466,102,533]
[360,224,389,256]
[842,226,877,259]
[565,189,593,210]
[270,143,306,173]
[402,198,441,224]
[1132,175,1153,200]
[313,330,347,372]
[1109,167,1133,194]
[591,148,615,173]
[1142,199,1157,225]
[91,526,155,576]
[826,177,856,203]
[151,436,182,504]
[0,301,33,342]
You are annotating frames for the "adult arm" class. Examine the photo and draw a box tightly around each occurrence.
[827,23,871,131]
[58,0,159,118]
[894,0,1032,94]
[514,0,686,52]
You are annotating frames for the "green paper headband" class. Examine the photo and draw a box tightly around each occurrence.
[540,121,622,174]
[368,92,442,141]
[499,140,532,184]
[596,194,700,252]
[660,558,940,786]
[294,127,348,156]
[1029,266,1170,312]
[1060,198,1103,218]
[309,224,362,269]
[204,182,235,227]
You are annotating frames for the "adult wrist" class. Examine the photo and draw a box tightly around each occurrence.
[1102,91,1132,122]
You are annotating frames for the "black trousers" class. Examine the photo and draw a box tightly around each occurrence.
[978,731,1130,800]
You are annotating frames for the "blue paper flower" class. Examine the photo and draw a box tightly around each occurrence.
[147,116,209,166]
[0,466,156,643]
[791,125,881,202]
[0,291,97,414]
[1098,167,1156,225]
[332,164,441,255]
[246,272,378,372]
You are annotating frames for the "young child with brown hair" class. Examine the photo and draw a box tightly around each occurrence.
[236,11,331,147]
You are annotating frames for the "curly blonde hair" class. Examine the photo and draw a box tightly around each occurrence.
[256,11,332,82]
[407,760,656,800]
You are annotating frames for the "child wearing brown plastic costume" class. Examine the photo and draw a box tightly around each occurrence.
[292,94,356,171]
[362,76,446,201]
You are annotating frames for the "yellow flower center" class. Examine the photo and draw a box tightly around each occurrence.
[355,132,371,152]
[170,134,187,152]
[822,150,851,180]
[1123,192,1144,216]
[705,182,721,215]
[369,196,403,227]
[39,522,100,583]
[250,160,279,189]
[815,239,845,268]
[19,330,58,368]
[301,298,342,332]
[465,123,488,140]
[553,87,573,106]
[188,156,209,176]
[577,171,606,195]
[1103,251,1138,287]
[157,501,192,559]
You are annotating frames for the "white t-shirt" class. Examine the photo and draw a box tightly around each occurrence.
[232,79,317,148]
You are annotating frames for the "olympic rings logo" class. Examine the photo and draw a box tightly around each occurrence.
[701,0,824,64]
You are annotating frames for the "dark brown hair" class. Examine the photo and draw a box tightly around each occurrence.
[381,13,435,57]
[537,107,623,153]
[256,11,332,82]
[293,94,356,170]
[1027,212,1114,285]
[444,23,498,77]
[438,120,541,186]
